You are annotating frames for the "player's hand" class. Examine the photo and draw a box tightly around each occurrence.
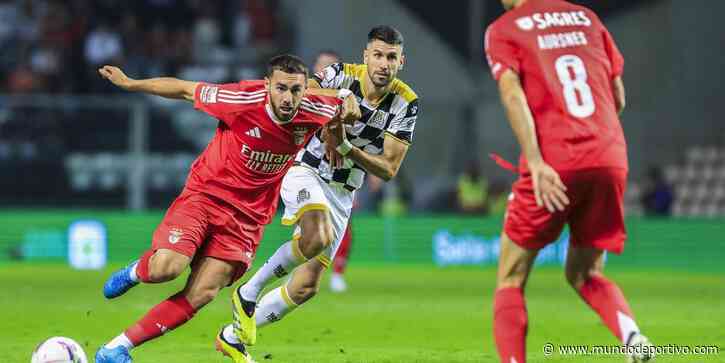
[323,120,346,169]
[340,94,361,124]
[98,65,133,90]
[528,160,569,213]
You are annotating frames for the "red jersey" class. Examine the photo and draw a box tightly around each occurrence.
[186,80,340,224]
[485,0,627,173]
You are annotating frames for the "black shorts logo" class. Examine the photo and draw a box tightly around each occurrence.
[297,188,311,203]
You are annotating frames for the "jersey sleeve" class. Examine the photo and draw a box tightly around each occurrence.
[484,24,520,81]
[386,98,419,145]
[194,82,261,126]
[602,27,624,78]
[311,62,347,89]
[300,95,342,126]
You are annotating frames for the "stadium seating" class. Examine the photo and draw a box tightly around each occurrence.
[669,146,725,217]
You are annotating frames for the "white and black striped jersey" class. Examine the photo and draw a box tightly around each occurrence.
[295,62,419,191]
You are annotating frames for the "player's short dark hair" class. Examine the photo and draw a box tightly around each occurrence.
[368,25,404,47]
[266,54,308,79]
[317,49,340,59]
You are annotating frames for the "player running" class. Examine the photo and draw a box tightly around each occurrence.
[216,25,419,359]
[486,1,653,362]
[94,55,348,363]
[312,49,355,293]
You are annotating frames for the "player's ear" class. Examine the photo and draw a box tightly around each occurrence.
[400,54,406,71]
[362,48,368,65]
[264,77,270,90]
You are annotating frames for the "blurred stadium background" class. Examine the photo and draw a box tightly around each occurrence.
[0,0,723,362]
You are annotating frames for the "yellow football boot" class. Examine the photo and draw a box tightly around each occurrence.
[215,328,256,363]
[232,287,257,345]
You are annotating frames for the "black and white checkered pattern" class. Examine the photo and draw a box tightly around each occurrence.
[295,63,419,191]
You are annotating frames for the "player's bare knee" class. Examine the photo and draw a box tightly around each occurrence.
[298,225,331,259]
[298,211,333,259]
[148,253,187,282]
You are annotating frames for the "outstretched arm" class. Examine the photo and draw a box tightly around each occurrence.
[98,65,198,102]
[498,69,569,212]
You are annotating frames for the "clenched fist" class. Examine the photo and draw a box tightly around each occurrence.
[98,65,133,90]
[340,94,361,124]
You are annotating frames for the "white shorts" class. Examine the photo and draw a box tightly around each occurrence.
[280,166,354,267]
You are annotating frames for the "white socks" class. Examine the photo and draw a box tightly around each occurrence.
[224,285,299,345]
[618,311,641,345]
[129,262,139,282]
[256,285,299,329]
[105,333,134,351]
[239,241,306,301]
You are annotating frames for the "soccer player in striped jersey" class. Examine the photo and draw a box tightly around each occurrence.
[93,55,344,363]
[218,26,420,358]
[313,49,355,293]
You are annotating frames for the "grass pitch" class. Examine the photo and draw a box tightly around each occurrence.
[1,264,723,362]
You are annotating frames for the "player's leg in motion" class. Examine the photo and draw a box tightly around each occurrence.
[493,233,539,363]
[103,197,204,299]
[232,210,334,344]
[97,257,242,363]
[102,247,192,299]
[330,223,352,292]
[566,247,653,362]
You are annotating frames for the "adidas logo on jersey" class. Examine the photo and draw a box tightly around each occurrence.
[245,127,261,138]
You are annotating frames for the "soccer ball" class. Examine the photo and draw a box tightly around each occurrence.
[31,337,88,363]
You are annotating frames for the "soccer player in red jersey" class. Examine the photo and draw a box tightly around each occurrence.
[94,55,346,363]
[485,1,653,362]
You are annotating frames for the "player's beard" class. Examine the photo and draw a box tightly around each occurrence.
[369,70,393,88]
[270,98,297,122]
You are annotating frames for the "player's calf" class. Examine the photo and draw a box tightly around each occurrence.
[286,267,322,304]
[566,246,644,344]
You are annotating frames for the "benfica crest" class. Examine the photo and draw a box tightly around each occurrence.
[168,228,183,244]
[293,126,307,145]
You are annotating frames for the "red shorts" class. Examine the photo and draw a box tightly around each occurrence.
[504,168,627,254]
[151,190,264,282]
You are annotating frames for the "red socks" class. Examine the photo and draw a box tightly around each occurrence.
[493,287,527,363]
[578,274,634,342]
[333,225,352,274]
[124,293,196,347]
[134,250,155,283]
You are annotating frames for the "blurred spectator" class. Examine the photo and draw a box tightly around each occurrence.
[456,160,489,214]
[0,0,19,45]
[1,1,287,95]
[487,180,510,217]
[246,0,276,43]
[84,22,123,66]
[641,166,673,216]
[313,49,340,74]
[231,6,252,49]
[192,8,222,64]
[7,63,43,92]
